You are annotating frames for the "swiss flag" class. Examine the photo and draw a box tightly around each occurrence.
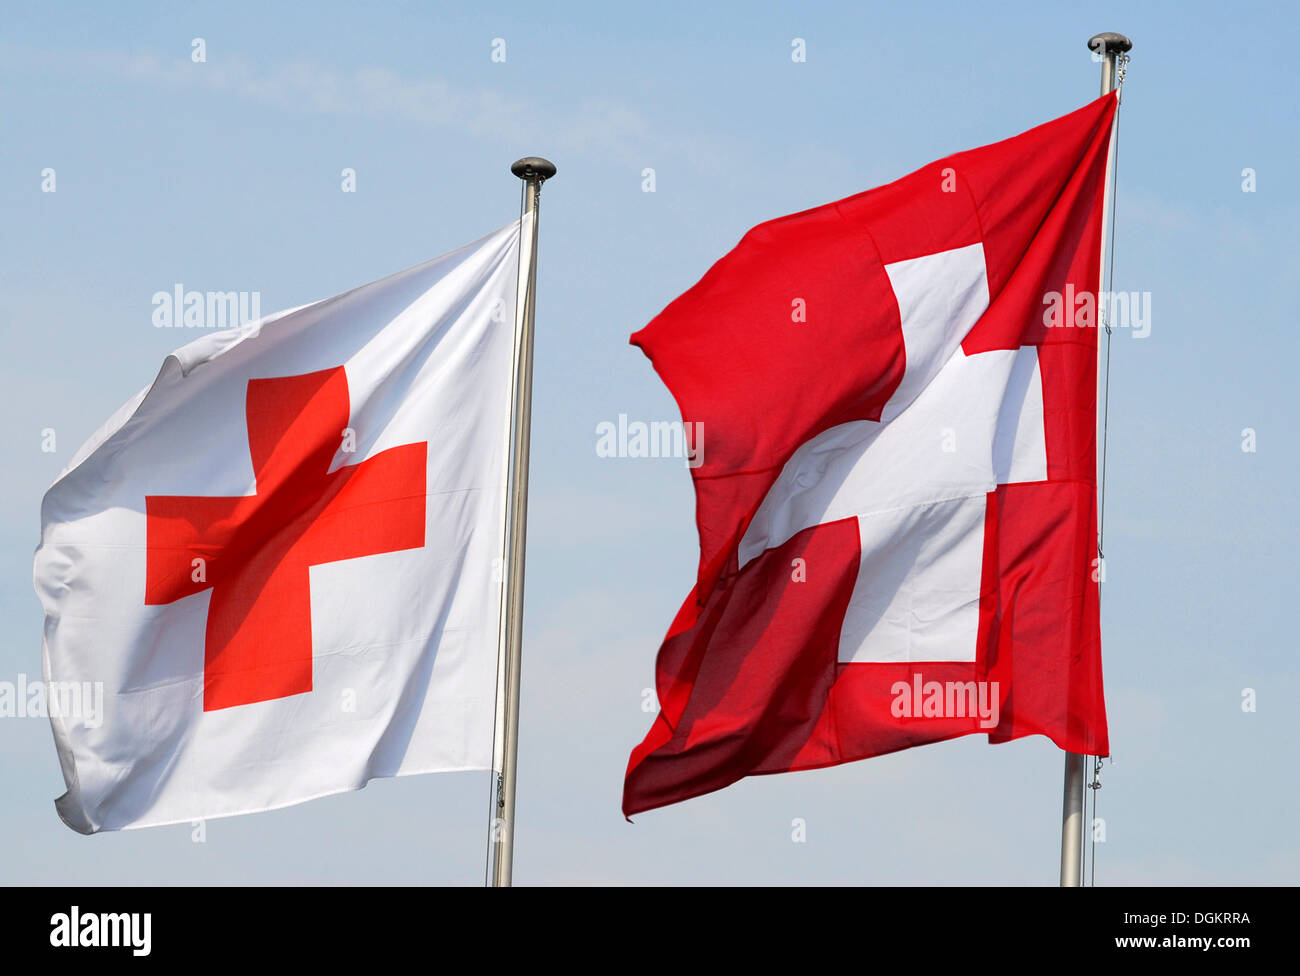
[624,94,1117,816]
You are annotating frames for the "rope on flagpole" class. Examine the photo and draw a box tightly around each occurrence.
[1097,75,1124,567]
[1087,755,1104,885]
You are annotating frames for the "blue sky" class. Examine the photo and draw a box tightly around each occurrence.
[2,1,1296,883]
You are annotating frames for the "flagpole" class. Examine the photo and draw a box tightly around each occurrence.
[488,156,555,888]
[1060,31,1131,888]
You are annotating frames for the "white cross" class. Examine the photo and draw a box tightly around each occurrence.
[738,242,1048,664]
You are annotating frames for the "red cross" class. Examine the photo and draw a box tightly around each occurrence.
[145,366,427,711]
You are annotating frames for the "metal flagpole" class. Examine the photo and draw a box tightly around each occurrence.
[1060,751,1085,887]
[488,156,556,888]
[1060,31,1130,888]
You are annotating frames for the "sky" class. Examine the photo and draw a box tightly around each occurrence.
[1,1,1296,885]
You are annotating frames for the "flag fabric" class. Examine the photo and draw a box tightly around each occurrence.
[624,95,1117,817]
[36,220,523,833]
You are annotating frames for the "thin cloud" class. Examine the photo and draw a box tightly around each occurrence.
[9,45,734,172]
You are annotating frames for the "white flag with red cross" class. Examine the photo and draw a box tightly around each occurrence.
[36,220,521,833]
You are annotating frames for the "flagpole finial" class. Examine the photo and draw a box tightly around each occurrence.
[1087,32,1132,56]
[511,157,557,182]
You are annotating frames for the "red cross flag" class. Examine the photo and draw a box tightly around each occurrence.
[624,95,1117,816]
[37,220,522,833]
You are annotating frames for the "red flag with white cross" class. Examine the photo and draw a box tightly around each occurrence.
[624,94,1117,816]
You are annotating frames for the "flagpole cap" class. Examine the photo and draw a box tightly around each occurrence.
[511,157,557,182]
[1088,32,1133,55]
